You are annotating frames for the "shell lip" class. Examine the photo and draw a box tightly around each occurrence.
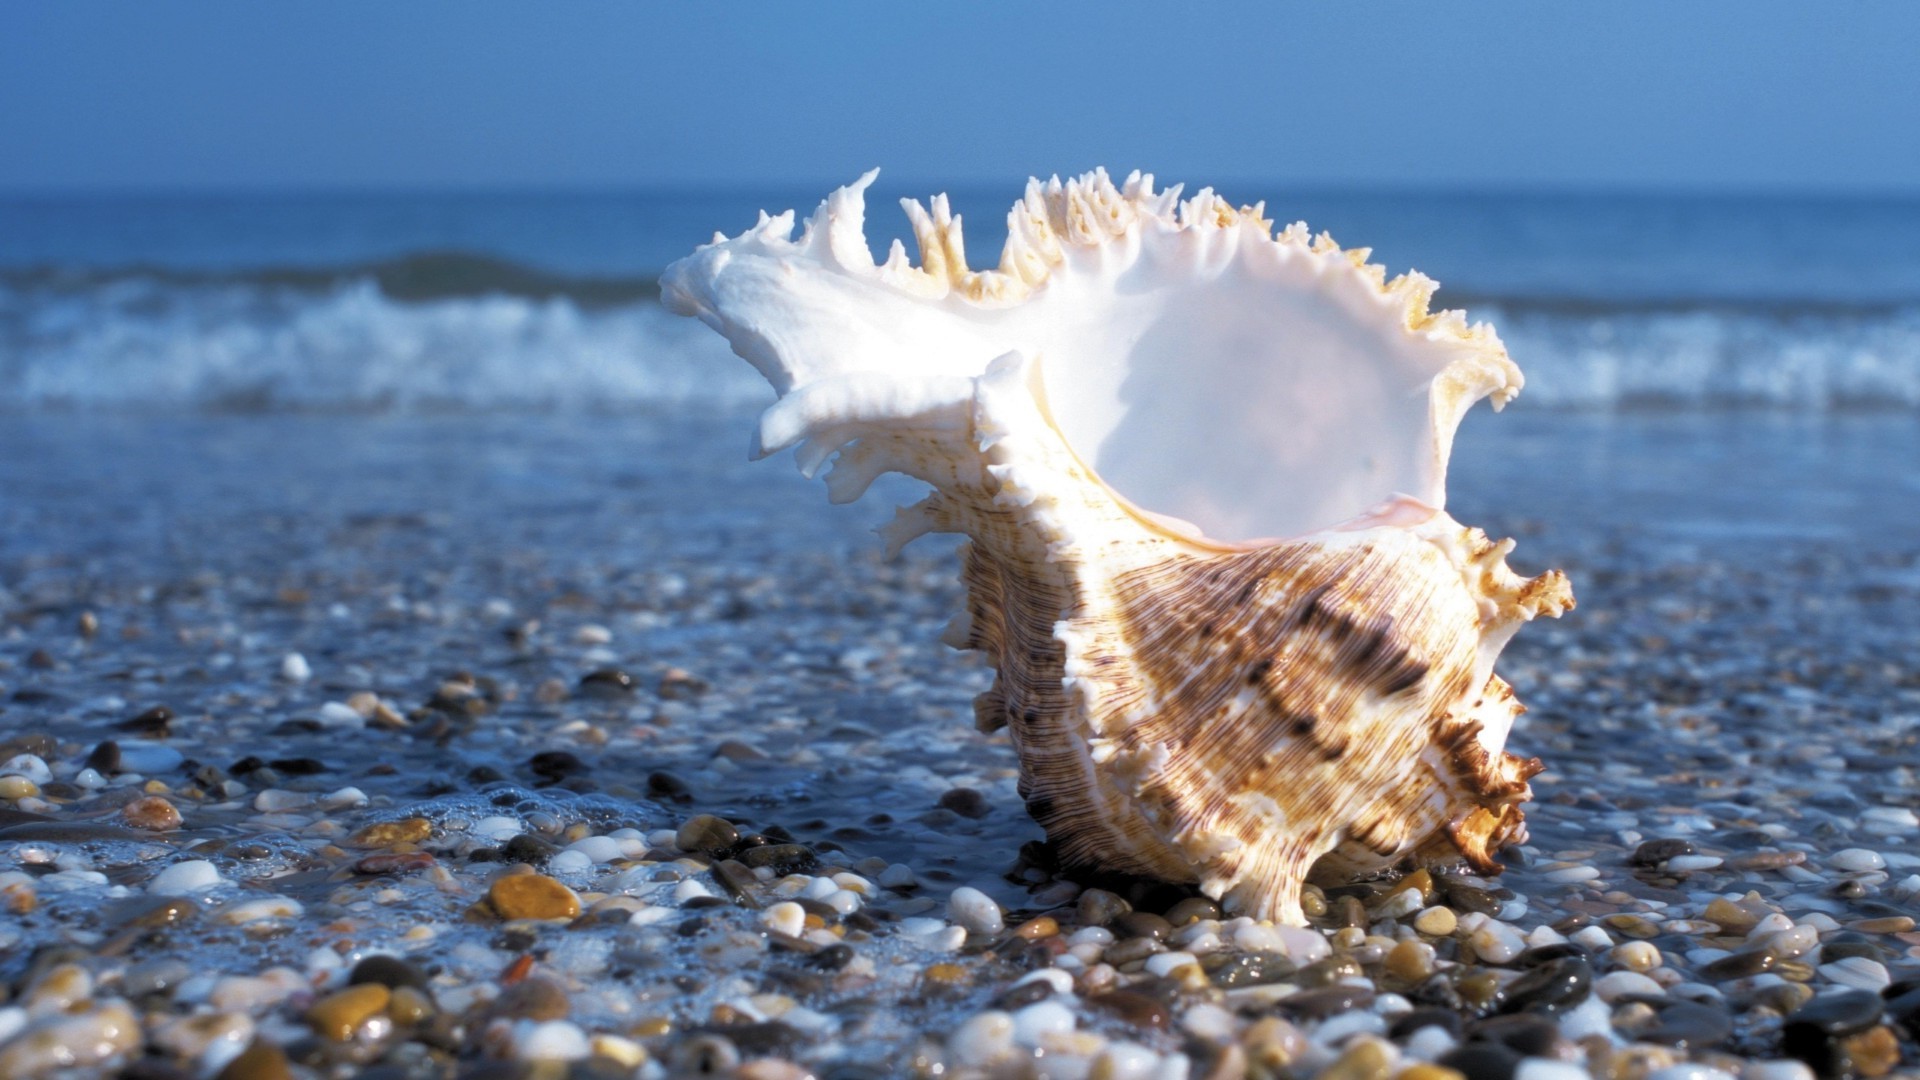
[1024,351,1443,552]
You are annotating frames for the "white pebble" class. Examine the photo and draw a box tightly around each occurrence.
[1374,888,1425,918]
[1742,1062,1816,1080]
[1011,999,1075,1046]
[1067,926,1114,947]
[316,702,364,728]
[948,1011,1014,1067]
[0,755,51,784]
[948,886,1004,935]
[149,860,223,895]
[1274,926,1332,964]
[822,889,863,915]
[214,896,304,925]
[1863,806,1919,828]
[763,902,806,938]
[473,816,522,841]
[670,878,714,903]
[1831,848,1886,872]
[1570,925,1614,950]
[1469,920,1526,964]
[1143,951,1198,978]
[252,789,312,813]
[1595,971,1665,1002]
[1542,865,1601,883]
[1556,995,1614,1041]
[1646,1067,1736,1080]
[1666,855,1724,871]
[878,863,917,889]
[547,850,592,872]
[1313,1010,1386,1045]
[1402,1024,1457,1062]
[1182,1002,1237,1042]
[280,653,312,682]
[1746,913,1795,940]
[319,787,368,810]
[565,836,624,863]
[800,876,839,900]
[574,624,612,645]
[1518,1060,1591,1080]
[1818,956,1891,991]
[1092,1041,1161,1080]
[517,1019,590,1061]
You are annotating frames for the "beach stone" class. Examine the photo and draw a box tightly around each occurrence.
[518,1019,591,1061]
[1830,849,1886,873]
[948,1011,1015,1068]
[948,886,1004,935]
[1437,1041,1522,1080]
[352,817,431,847]
[1638,1000,1733,1050]
[1113,911,1173,941]
[1471,1014,1565,1057]
[1077,888,1131,926]
[1386,939,1437,982]
[1818,957,1890,992]
[763,902,806,938]
[307,983,389,1040]
[1495,956,1592,1014]
[736,843,817,875]
[675,814,738,855]
[1318,1037,1393,1080]
[493,976,570,1022]
[1280,984,1374,1020]
[0,1001,143,1076]
[1087,990,1169,1030]
[150,859,223,895]
[216,1038,293,1080]
[578,667,636,697]
[1165,897,1221,926]
[1631,839,1695,866]
[1595,970,1664,1002]
[937,787,991,818]
[1469,920,1527,964]
[349,954,429,991]
[489,873,580,920]
[1416,905,1459,936]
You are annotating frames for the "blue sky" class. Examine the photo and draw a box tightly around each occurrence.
[3,1,1917,193]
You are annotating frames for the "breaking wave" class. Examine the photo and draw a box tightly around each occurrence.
[1,258,1917,412]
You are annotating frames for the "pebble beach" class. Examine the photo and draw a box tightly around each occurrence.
[2,408,1919,1080]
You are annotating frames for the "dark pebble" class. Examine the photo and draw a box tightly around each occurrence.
[1786,989,1884,1038]
[1630,838,1696,866]
[1279,985,1374,1020]
[1437,1042,1522,1080]
[736,843,817,875]
[349,955,429,991]
[1636,999,1734,1050]
[527,751,588,780]
[490,977,570,1021]
[711,860,760,908]
[577,668,636,697]
[85,740,122,774]
[268,757,327,776]
[105,895,199,931]
[119,706,175,736]
[1087,990,1169,1029]
[1113,912,1173,941]
[1164,897,1221,927]
[1883,987,1920,1039]
[500,834,557,866]
[1701,949,1775,980]
[689,1021,800,1058]
[808,945,854,972]
[1471,1014,1566,1057]
[646,771,693,802]
[1441,881,1501,916]
[1513,943,1588,968]
[676,815,739,856]
[936,788,991,819]
[1495,957,1592,1015]
[993,980,1054,1010]
[1390,1007,1465,1039]
[1076,889,1131,927]
[1821,934,1890,963]
[683,896,730,911]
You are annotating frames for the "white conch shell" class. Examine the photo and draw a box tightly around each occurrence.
[663,169,1574,924]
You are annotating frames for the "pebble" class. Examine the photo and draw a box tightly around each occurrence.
[878,863,918,889]
[149,859,223,894]
[1596,970,1665,1001]
[279,652,312,682]
[215,896,304,925]
[1011,999,1076,1045]
[1665,855,1724,872]
[120,795,183,826]
[1415,906,1458,936]
[352,817,432,847]
[0,1001,143,1076]
[1817,956,1891,992]
[488,873,581,920]
[518,1019,591,1061]
[1830,848,1887,873]
[948,886,1004,935]
[948,1011,1014,1067]
[306,983,390,1040]
[1469,920,1527,964]
[676,814,739,855]
[764,901,806,938]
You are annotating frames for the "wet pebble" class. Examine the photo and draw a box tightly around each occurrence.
[948,886,1003,935]
[488,873,581,920]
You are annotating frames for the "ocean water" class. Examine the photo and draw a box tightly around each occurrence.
[2,184,1919,412]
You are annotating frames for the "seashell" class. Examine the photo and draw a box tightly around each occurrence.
[662,169,1574,924]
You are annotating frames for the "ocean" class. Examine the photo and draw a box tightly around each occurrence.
[3,183,1920,412]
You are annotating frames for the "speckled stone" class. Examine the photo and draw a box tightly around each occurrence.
[488,873,581,920]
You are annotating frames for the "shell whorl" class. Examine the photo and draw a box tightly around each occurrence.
[663,170,1574,924]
